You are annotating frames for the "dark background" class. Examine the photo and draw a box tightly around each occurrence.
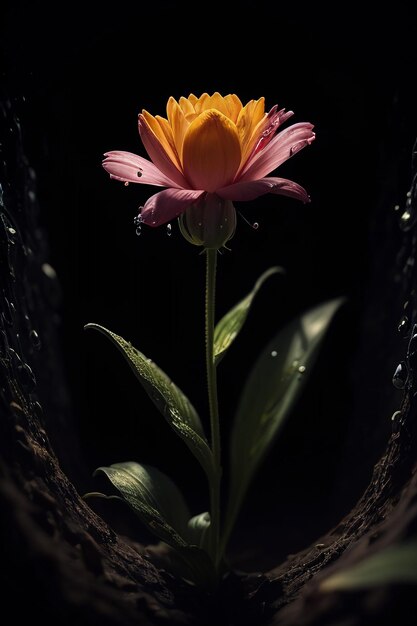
[2,0,417,568]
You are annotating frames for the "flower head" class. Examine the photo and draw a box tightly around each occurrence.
[103,93,315,247]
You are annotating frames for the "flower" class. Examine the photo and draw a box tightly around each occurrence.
[103,93,315,241]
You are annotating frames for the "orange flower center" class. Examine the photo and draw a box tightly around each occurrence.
[141,93,268,191]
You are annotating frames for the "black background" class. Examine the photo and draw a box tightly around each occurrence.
[2,0,417,567]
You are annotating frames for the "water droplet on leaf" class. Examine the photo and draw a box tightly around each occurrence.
[392,361,408,389]
[29,329,41,350]
[271,350,277,357]
[2,296,15,326]
[398,315,410,337]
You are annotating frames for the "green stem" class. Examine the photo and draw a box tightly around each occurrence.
[205,248,221,569]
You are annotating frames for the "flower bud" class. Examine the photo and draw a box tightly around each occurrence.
[178,193,237,249]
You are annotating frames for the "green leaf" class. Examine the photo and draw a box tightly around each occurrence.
[89,463,217,589]
[93,462,190,548]
[320,541,417,592]
[187,511,211,552]
[214,267,282,365]
[223,298,344,550]
[85,324,214,481]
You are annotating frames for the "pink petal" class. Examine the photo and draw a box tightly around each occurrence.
[240,122,315,182]
[237,107,295,176]
[252,107,295,156]
[138,115,189,188]
[140,188,205,227]
[103,151,180,187]
[217,176,310,203]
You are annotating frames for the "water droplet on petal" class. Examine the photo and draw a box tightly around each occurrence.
[392,361,408,389]
[271,350,278,357]
[124,181,129,187]
[137,169,143,177]
[398,315,410,337]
